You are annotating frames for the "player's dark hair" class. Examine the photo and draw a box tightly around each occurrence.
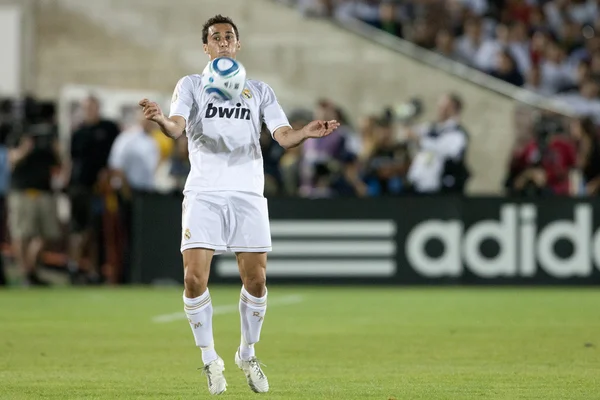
[448,93,463,114]
[202,15,240,45]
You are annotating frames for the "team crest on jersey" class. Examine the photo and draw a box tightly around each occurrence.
[242,88,252,99]
[184,228,191,240]
[172,90,179,104]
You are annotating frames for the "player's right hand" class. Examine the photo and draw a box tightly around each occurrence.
[302,119,340,139]
[139,99,164,123]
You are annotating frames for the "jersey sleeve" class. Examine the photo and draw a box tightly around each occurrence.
[260,83,291,137]
[169,76,195,121]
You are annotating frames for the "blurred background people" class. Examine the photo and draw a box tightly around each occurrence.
[7,122,62,286]
[406,93,470,195]
[67,95,120,284]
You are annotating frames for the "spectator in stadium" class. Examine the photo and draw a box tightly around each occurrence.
[299,99,348,196]
[530,30,552,68]
[7,123,62,286]
[409,17,441,50]
[406,93,470,194]
[554,78,600,124]
[290,0,600,95]
[509,21,531,62]
[569,117,600,195]
[433,29,464,63]
[558,20,584,55]
[475,23,530,75]
[67,96,119,284]
[569,36,600,68]
[364,117,410,196]
[490,49,525,87]
[557,59,591,93]
[544,0,595,34]
[525,66,555,96]
[455,17,489,67]
[505,115,576,196]
[540,41,572,94]
[368,0,403,38]
[527,6,548,33]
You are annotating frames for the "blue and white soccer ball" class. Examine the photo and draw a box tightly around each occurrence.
[202,57,247,101]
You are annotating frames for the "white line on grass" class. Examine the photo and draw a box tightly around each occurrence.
[152,294,304,323]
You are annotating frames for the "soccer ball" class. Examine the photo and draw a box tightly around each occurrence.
[202,57,247,101]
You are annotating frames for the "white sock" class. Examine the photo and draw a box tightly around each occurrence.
[183,289,218,365]
[239,286,267,360]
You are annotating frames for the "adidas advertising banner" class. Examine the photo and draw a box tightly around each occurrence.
[131,194,600,285]
[397,197,600,284]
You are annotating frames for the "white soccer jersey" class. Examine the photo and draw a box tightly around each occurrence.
[169,72,291,195]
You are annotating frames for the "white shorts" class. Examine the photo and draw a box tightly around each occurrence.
[180,191,272,254]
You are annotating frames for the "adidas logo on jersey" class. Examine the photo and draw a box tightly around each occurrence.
[205,103,251,120]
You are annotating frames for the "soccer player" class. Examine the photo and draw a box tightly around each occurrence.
[139,15,339,395]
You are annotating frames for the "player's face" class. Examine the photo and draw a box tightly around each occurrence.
[204,23,241,60]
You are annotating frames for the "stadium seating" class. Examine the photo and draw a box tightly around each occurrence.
[34,0,543,193]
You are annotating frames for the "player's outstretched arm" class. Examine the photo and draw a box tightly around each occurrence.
[139,99,185,139]
[273,120,340,149]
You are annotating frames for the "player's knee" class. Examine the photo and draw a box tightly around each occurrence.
[183,268,208,297]
[244,272,266,298]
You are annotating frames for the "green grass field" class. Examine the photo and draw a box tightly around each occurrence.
[0,286,599,399]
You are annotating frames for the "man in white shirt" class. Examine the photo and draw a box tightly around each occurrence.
[139,14,339,396]
[108,111,159,192]
[407,93,469,194]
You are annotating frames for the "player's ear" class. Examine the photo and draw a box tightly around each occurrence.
[237,41,242,51]
[203,44,209,55]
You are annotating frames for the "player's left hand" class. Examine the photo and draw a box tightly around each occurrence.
[303,120,340,139]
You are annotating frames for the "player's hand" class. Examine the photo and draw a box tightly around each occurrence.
[139,99,165,124]
[302,120,340,139]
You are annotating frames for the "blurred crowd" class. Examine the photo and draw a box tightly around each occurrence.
[505,112,600,196]
[0,86,599,287]
[0,96,191,287]
[0,92,473,286]
[283,0,600,122]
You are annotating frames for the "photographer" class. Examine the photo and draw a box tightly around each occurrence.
[7,122,62,286]
[505,115,576,196]
[364,117,410,196]
[403,93,471,195]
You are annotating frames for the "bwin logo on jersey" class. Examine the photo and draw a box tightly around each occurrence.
[205,103,251,120]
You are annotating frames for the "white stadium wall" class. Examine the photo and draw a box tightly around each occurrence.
[0,4,22,97]
[35,0,519,194]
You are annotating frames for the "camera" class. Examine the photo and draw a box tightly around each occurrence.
[23,122,56,152]
[383,97,424,124]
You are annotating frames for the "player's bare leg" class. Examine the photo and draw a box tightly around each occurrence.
[182,248,227,395]
[235,252,269,393]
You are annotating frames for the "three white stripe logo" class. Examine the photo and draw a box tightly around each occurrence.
[217,220,397,277]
